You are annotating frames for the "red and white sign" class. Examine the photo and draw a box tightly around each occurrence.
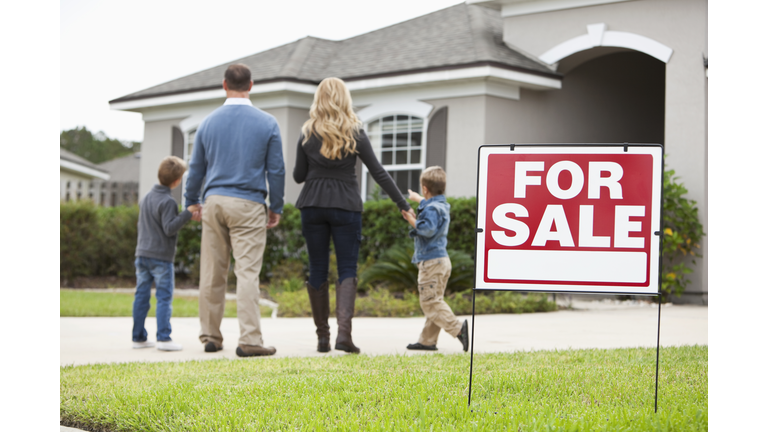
[475,145,662,294]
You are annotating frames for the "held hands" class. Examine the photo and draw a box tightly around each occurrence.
[401,208,416,228]
[267,210,281,229]
[187,204,203,222]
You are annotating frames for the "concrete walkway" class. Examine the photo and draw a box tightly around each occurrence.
[60,300,707,367]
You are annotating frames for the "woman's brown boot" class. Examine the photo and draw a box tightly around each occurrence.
[306,281,330,352]
[334,277,360,354]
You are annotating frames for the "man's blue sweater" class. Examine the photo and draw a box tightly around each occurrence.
[184,101,285,213]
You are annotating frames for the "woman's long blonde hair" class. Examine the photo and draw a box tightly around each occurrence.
[301,77,362,160]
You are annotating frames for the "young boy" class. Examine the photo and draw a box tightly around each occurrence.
[401,166,469,352]
[132,156,198,351]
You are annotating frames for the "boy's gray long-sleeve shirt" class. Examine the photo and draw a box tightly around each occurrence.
[136,184,192,262]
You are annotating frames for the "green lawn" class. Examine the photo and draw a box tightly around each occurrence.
[60,346,707,431]
[59,290,271,318]
[60,289,556,318]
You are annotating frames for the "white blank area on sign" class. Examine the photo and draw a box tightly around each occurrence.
[487,250,647,284]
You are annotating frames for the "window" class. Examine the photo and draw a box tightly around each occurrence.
[364,115,424,200]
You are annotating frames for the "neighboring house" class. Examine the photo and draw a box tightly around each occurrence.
[95,153,141,207]
[109,0,707,304]
[60,148,110,202]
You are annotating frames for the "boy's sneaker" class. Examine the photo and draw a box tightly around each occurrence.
[132,341,155,349]
[457,320,469,352]
[406,342,437,351]
[157,340,183,351]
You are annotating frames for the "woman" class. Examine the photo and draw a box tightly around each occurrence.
[293,77,413,354]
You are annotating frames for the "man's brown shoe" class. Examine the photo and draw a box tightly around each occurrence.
[204,341,223,352]
[236,344,276,357]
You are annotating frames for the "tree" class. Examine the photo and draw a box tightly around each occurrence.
[60,126,141,164]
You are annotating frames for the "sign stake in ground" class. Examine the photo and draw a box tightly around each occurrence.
[467,143,664,412]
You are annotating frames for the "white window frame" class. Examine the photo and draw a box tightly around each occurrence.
[361,113,427,202]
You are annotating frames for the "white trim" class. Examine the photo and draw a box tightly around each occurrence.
[356,100,433,124]
[539,24,673,65]
[466,0,634,17]
[110,81,317,111]
[60,159,111,180]
[346,65,560,92]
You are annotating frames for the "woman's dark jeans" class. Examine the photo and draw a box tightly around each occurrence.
[300,207,362,288]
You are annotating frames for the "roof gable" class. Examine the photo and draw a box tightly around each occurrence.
[112,3,557,103]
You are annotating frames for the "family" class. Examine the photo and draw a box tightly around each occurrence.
[131,64,470,357]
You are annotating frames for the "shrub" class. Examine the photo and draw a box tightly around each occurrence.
[661,169,705,300]
[358,243,474,293]
[60,200,100,283]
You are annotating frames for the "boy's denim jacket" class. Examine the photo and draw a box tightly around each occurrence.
[409,195,450,263]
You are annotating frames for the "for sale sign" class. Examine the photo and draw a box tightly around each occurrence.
[475,144,663,294]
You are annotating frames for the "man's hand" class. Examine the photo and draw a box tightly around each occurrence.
[401,209,416,228]
[187,204,202,222]
[267,210,281,229]
[407,189,423,203]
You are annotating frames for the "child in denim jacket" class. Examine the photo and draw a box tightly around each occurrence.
[401,166,469,351]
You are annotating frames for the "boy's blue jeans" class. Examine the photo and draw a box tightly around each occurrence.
[133,256,175,342]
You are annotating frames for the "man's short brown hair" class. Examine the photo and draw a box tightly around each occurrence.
[420,166,446,196]
[158,156,187,187]
[224,64,252,91]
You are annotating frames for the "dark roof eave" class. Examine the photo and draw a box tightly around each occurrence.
[110,62,561,105]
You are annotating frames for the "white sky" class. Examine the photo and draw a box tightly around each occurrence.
[60,0,463,142]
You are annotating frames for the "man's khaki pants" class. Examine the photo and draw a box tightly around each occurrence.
[199,195,267,347]
[417,257,462,346]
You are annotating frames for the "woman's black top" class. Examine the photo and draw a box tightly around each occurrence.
[293,129,410,213]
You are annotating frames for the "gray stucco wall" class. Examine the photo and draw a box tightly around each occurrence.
[140,118,183,200]
[421,95,487,199]
[500,0,708,301]
[263,106,310,206]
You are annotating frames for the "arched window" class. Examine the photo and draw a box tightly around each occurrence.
[363,115,425,200]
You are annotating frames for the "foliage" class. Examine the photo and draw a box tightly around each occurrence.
[60,201,201,282]
[661,170,705,301]
[446,196,477,254]
[60,289,555,318]
[358,198,413,262]
[60,126,140,164]
[358,243,474,293]
[60,200,100,282]
[60,346,708,432]
[446,291,557,315]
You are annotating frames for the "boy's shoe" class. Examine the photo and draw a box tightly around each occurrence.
[457,320,469,352]
[132,341,155,349]
[204,341,223,352]
[236,344,276,357]
[407,342,437,351]
[157,340,183,351]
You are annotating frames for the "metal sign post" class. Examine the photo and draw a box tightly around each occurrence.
[467,143,664,412]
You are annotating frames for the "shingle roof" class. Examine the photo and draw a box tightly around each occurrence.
[112,3,557,103]
[60,148,109,173]
[96,153,140,182]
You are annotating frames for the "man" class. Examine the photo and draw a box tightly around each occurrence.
[185,64,285,357]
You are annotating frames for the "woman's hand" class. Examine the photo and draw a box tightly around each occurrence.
[401,209,417,228]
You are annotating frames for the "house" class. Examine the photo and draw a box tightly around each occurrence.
[96,153,141,206]
[109,0,707,304]
[60,148,110,202]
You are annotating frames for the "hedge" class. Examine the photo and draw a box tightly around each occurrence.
[59,197,478,284]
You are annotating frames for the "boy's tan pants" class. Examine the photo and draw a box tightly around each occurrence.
[199,195,267,347]
[417,257,462,346]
